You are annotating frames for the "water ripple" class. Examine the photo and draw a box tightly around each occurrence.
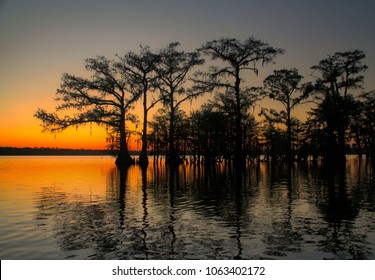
[1,156,375,259]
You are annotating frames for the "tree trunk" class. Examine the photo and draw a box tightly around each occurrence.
[115,115,134,166]
[167,111,181,165]
[337,126,346,162]
[286,108,293,163]
[234,68,245,168]
[139,89,149,166]
[167,97,181,166]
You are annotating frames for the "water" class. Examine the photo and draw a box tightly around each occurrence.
[0,155,374,259]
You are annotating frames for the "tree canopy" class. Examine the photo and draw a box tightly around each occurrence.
[35,38,373,167]
[35,55,139,165]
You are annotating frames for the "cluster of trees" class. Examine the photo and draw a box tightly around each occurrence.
[35,37,375,166]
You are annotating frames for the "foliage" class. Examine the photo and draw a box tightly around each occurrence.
[35,37,374,166]
[116,46,161,164]
[197,37,284,165]
[154,42,205,165]
[259,68,311,161]
[34,56,140,165]
[308,50,368,162]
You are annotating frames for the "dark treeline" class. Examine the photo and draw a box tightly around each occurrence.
[35,37,375,167]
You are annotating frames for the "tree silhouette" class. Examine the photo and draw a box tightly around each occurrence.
[34,56,139,165]
[189,106,229,165]
[207,90,259,162]
[148,108,169,163]
[260,68,311,162]
[154,42,205,165]
[116,46,161,165]
[198,37,284,166]
[258,108,288,162]
[33,38,373,168]
[148,107,191,164]
[310,50,367,162]
[357,91,375,162]
[299,116,322,162]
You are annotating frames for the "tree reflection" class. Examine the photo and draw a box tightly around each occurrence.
[167,166,178,257]
[261,163,303,257]
[315,161,368,259]
[32,156,375,259]
[140,165,149,259]
[117,165,128,228]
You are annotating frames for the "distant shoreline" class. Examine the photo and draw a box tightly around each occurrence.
[0,147,140,156]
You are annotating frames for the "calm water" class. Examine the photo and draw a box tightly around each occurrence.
[0,155,374,260]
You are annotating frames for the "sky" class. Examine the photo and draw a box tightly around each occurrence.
[1,0,374,150]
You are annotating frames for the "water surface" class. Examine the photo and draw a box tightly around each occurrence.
[0,155,374,259]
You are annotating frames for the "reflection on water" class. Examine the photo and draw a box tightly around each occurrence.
[0,156,374,259]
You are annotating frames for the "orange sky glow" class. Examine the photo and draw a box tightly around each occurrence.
[1,1,374,151]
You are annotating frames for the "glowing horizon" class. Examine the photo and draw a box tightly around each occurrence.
[1,1,374,150]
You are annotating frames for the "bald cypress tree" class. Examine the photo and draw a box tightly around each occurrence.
[310,50,367,162]
[260,68,311,162]
[116,46,160,166]
[198,37,284,166]
[154,42,205,165]
[35,56,139,165]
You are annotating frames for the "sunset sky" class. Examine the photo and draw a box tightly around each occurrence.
[1,0,374,150]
